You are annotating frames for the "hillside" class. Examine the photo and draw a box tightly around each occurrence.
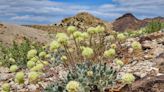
[56,12,112,31]
[112,13,147,32]
[24,25,65,33]
[0,23,52,45]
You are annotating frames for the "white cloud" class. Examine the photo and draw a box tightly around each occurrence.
[0,0,163,24]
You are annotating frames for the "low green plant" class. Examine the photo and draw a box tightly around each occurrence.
[45,62,116,92]
[0,39,43,68]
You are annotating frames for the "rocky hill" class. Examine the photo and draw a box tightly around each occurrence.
[112,13,147,32]
[0,23,52,45]
[56,12,112,31]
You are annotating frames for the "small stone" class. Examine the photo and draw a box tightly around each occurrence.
[144,55,154,60]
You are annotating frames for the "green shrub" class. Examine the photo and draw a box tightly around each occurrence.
[0,39,43,68]
[145,20,162,33]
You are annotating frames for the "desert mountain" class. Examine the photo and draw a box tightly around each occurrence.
[56,12,112,31]
[112,13,147,32]
[25,12,163,33]
[0,23,52,45]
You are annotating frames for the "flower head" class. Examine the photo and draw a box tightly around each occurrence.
[87,70,93,77]
[56,33,69,45]
[39,51,47,58]
[82,47,94,58]
[61,56,67,61]
[28,71,40,83]
[103,48,116,58]
[114,59,124,66]
[131,41,142,50]
[31,63,44,71]
[30,56,39,62]
[66,81,81,92]
[27,49,37,59]
[117,33,126,42]
[15,71,24,84]
[50,57,55,61]
[73,31,82,38]
[121,73,135,84]
[27,61,35,69]
[110,44,117,49]
[50,41,60,51]
[10,65,18,72]
[95,25,105,33]
[9,58,15,63]
[2,83,10,92]
[81,32,89,39]
[67,26,77,34]
[87,27,96,34]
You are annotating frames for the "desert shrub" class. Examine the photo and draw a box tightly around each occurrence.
[144,20,162,33]
[43,25,136,92]
[0,39,43,67]
[123,21,164,38]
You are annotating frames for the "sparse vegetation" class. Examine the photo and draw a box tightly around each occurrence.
[0,23,163,92]
[0,39,43,68]
[145,20,162,33]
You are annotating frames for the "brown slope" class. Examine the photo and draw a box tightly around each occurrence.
[0,23,52,45]
[57,12,112,31]
[24,24,65,33]
[112,13,147,32]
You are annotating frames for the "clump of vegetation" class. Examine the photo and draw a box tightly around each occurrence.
[0,39,43,68]
[1,83,10,92]
[44,25,135,92]
[124,20,164,37]
[145,20,162,33]
[45,63,117,92]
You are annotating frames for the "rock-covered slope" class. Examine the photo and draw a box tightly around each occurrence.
[56,12,112,31]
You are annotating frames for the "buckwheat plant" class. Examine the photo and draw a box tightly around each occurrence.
[44,25,134,92]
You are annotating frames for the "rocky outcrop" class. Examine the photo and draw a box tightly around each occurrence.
[56,12,112,31]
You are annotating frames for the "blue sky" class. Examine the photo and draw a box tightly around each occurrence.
[0,0,163,24]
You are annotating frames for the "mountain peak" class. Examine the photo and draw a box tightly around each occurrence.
[113,13,146,32]
[116,13,138,20]
[57,12,112,31]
